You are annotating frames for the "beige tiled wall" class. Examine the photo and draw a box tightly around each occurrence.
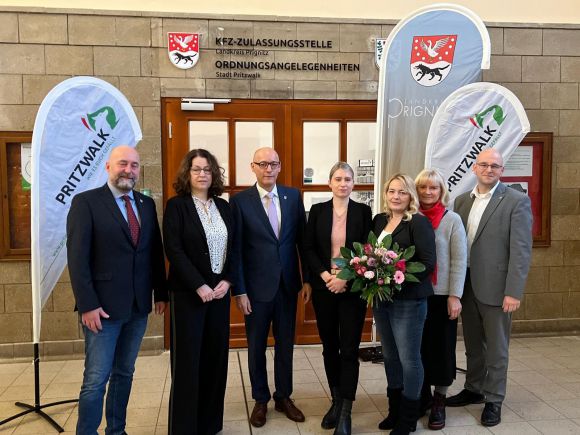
[0,9,579,356]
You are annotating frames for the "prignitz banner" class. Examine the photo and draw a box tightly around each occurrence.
[31,76,141,342]
[373,3,490,214]
[425,82,530,202]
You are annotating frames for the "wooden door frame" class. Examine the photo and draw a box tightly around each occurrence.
[161,98,378,349]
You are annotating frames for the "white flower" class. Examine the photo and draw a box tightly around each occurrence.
[364,270,375,279]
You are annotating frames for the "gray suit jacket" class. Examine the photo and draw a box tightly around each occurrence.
[454,183,532,306]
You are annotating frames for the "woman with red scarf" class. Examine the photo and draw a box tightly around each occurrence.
[415,169,467,431]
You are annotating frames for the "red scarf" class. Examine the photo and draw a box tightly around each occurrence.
[419,201,446,285]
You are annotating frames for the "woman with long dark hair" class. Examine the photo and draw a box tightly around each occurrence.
[163,149,234,435]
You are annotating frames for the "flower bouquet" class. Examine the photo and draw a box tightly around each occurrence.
[332,231,426,306]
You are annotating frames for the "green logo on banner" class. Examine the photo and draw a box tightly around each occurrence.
[469,105,506,128]
[81,106,118,131]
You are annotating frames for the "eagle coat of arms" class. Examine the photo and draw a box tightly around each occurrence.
[410,34,457,87]
[168,32,200,70]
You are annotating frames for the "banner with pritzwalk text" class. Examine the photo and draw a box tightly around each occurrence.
[31,76,141,343]
[424,82,530,202]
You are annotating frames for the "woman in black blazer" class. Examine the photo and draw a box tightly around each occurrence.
[304,162,372,435]
[372,173,436,435]
[163,149,234,435]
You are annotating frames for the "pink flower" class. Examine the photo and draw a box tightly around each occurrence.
[387,250,398,259]
[352,257,360,264]
[377,278,384,285]
[364,243,373,254]
[395,259,406,272]
[356,268,364,276]
[382,255,392,265]
[367,257,377,267]
[360,266,367,274]
[364,270,375,279]
[394,270,405,284]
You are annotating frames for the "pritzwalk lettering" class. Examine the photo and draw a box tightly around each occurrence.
[447,123,501,192]
[55,129,114,205]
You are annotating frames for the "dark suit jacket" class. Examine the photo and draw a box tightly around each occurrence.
[372,213,436,299]
[231,184,308,302]
[304,199,372,291]
[454,182,532,306]
[66,184,167,320]
[162,195,234,303]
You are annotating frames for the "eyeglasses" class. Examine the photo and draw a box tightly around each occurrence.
[476,163,503,171]
[191,167,212,175]
[253,161,280,170]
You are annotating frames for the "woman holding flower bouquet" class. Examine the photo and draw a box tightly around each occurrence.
[304,162,372,435]
[415,169,466,431]
[372,174,436,435]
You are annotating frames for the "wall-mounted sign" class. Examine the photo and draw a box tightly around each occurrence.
[21,143,31,190]
[168,32,200,70]
[213,36,358,78]
[375,38,387,68]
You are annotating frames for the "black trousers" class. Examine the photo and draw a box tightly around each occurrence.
[168,278,230,435]
[421,294,458,387]
[312,289,367,400]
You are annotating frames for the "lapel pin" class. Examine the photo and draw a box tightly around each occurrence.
[284,195,287,200]
[140,199,144,203]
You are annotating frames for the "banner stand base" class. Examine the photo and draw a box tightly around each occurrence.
[0,343,78,433]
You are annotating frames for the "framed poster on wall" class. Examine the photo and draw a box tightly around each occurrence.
[502,132,552,247]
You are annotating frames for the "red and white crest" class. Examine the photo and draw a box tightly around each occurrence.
[168,32,199,70]
[410,35,457,87]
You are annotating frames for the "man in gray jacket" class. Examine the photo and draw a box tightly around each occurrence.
[446,148,532,427]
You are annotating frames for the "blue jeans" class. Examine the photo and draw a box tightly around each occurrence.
[77,313,148,435]
[373,298,427,400]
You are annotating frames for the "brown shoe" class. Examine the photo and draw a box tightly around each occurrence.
[275,398,305,422]
[250,402,268,427]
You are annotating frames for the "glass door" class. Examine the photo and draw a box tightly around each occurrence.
[162,99,378,348]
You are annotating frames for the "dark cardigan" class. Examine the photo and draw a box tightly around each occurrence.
[372,212,436,299]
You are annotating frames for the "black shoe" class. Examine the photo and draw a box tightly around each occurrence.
[428,392,446,430]
[322,387,341,429]
[378,388,402,430]
[333,399,352,435]
[481,402,501,427]
[390,396,419,435]
[445,389,485,407]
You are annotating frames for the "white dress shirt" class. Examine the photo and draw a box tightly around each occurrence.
[256,184,281,232]
[466,182,500,266]
[108,181,140,224]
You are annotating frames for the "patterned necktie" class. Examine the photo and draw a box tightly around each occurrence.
[121,194,140,247]
[266,191,279,238]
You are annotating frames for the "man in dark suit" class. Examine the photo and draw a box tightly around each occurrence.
[446,148,532,427]
[231,147,310,428]
[66,145,167,435]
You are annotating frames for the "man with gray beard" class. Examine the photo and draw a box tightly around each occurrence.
[67,145,167,435]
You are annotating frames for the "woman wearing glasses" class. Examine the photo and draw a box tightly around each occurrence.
[372,174,436,435]
[163,149,234,435]
[304,162,372,435]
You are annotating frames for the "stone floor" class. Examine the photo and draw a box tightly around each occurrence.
[1,336,580,434]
